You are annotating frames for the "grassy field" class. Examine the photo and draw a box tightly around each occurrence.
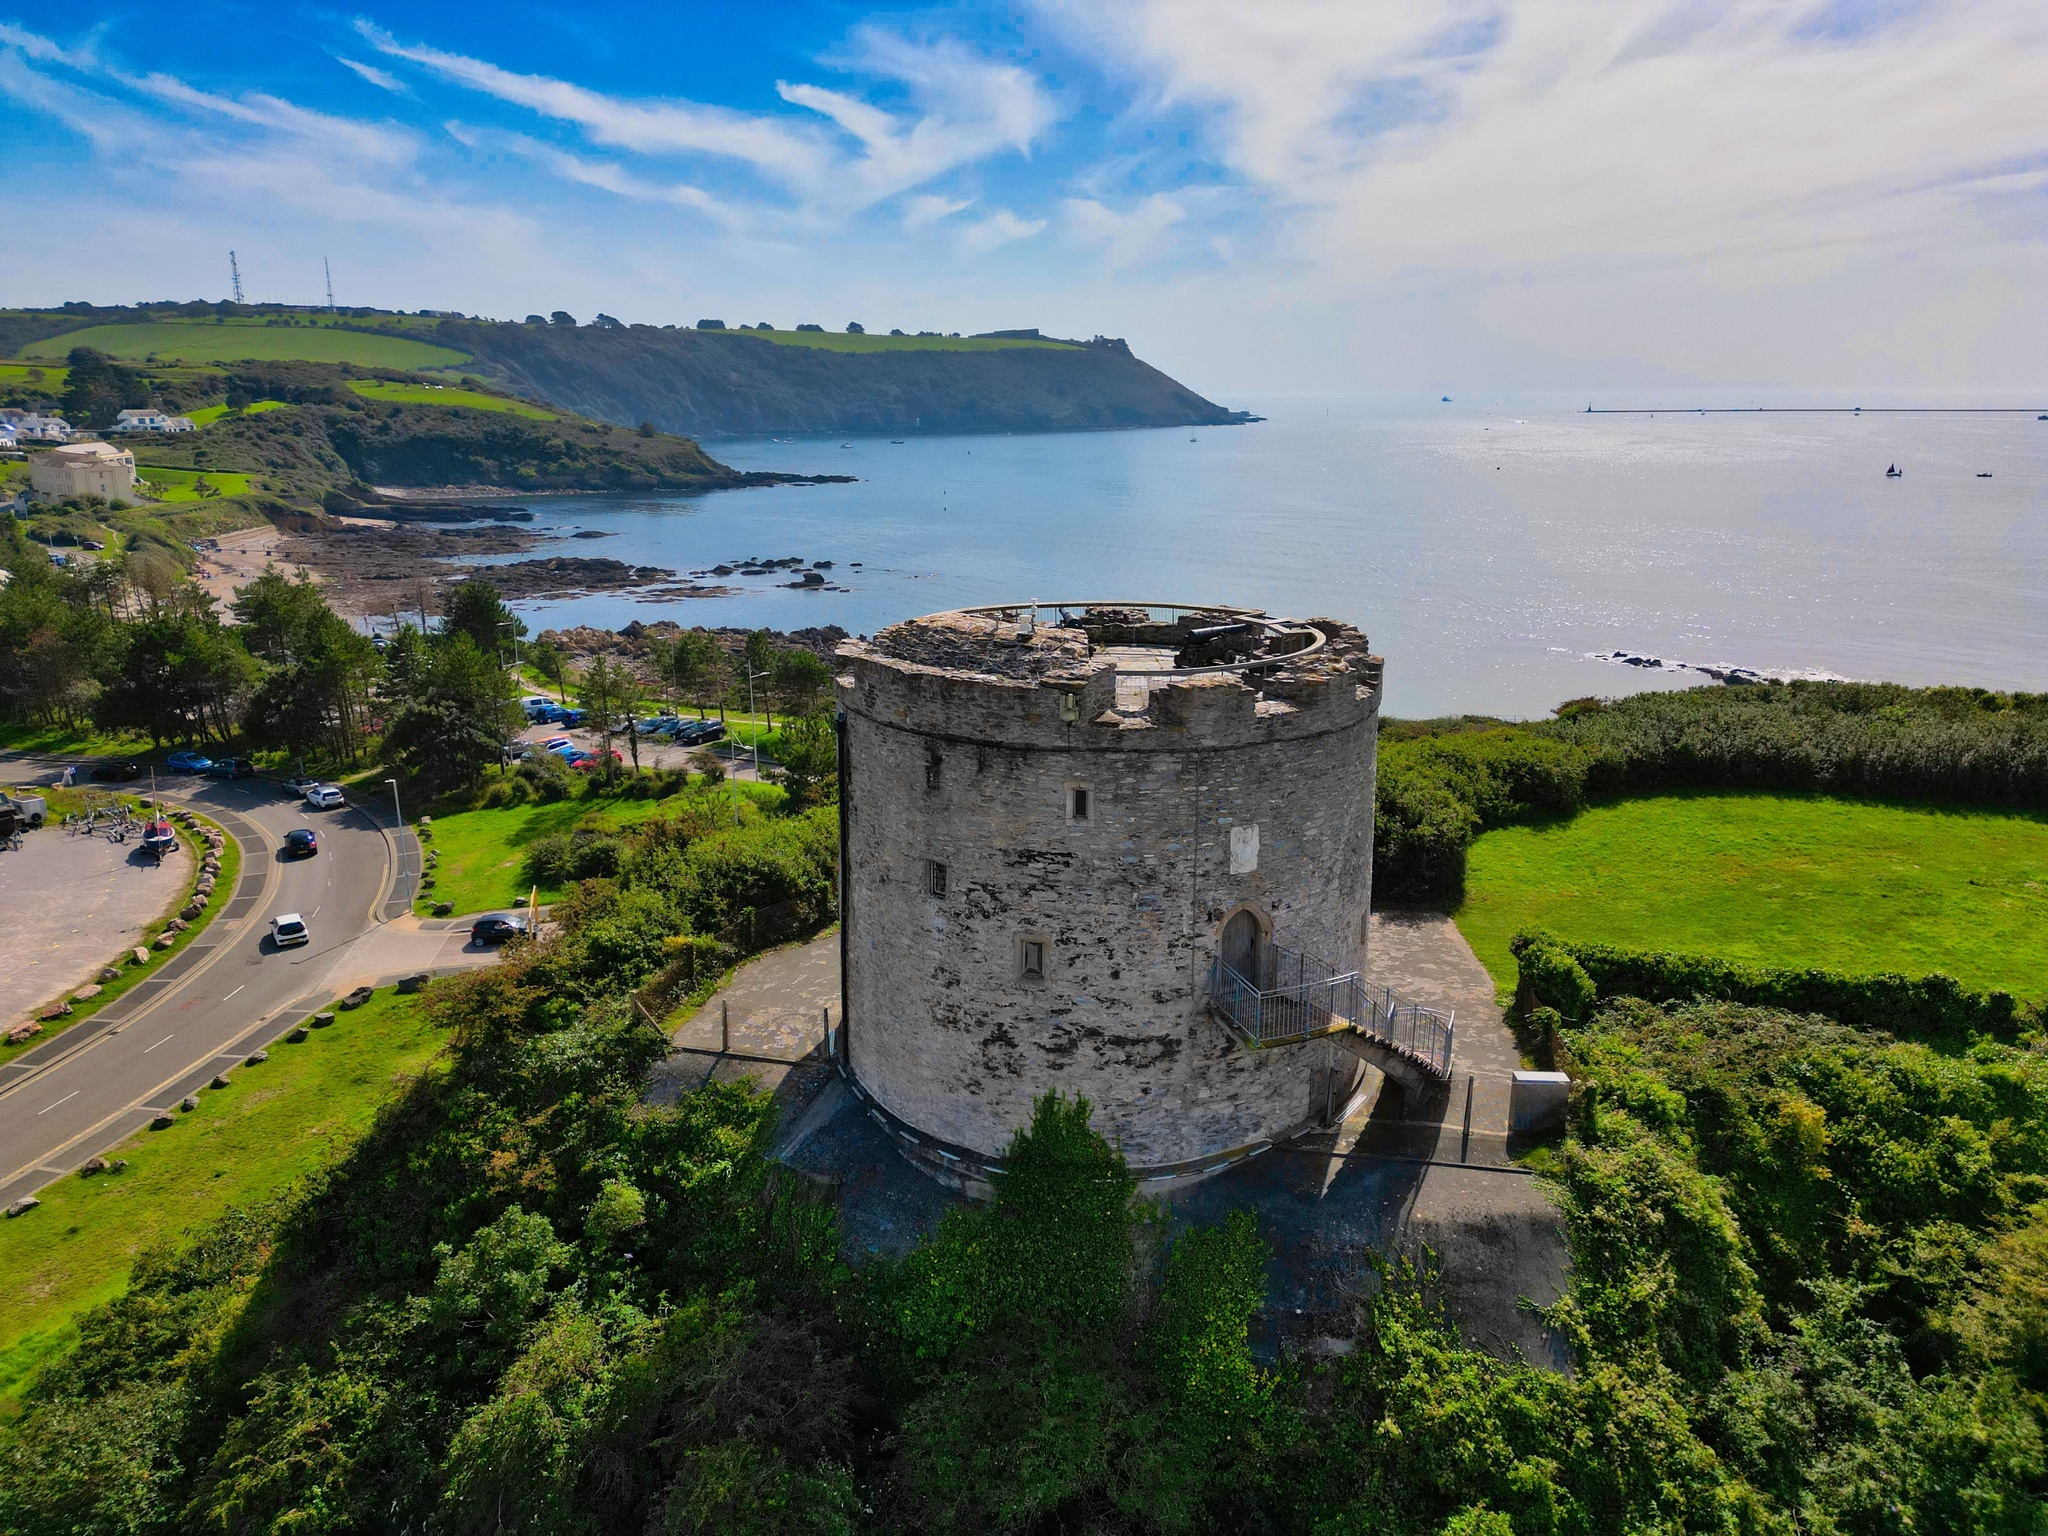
[184,399,290,427]
[136,466,256,501]
[418,780,784,915]
[1455,791,2048,1003]
[0,988,447,1412]
[0,362,67,386]
[22,321,468,369]
[737,328,1067,353]
[348,378,556,418]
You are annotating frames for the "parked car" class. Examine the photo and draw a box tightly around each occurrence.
[269,912,310,948]
[525,701,567,723]
[205,757,254,779]
[635,715,677,733]
[283,774,319,796]
[571,750,624,772]
[90,759,142,782]
[305,784,345,809]
[541,735,574,752]
[165,750,213,773]
[283,828,318,857]
[556,708,587,726]
[470,912,531,945]
[520,695,555,715]
[504,743,532,762]
[675,720,726,745]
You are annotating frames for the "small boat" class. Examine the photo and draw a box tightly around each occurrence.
[890,439,904,444]
[1441,396,1452,403]
[1886,463,1903,478]
[1977,472,1993,478]
[140,819,177,860]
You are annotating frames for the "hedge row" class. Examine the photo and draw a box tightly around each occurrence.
[1509,929,2040,1043]
[1374,682,2048,907]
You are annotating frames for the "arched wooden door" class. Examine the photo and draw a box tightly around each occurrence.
[1221,909,1262,982]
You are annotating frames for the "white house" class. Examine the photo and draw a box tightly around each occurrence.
[112,408,196,434]
[15,415,73,442]
[29,440,136,502]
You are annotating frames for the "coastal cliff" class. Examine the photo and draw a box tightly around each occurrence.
[436,322,1256,438]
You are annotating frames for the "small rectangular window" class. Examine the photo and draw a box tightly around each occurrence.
[1067,784,1090,823]
[926,859,948,898]
[925,752,942,791]
[1020,938,1046,981]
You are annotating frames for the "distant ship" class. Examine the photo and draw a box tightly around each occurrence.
[1978,472,1993,478]
[1886,464,1903,478]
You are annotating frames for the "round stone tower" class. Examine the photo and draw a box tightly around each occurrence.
[835,602,1388,1189]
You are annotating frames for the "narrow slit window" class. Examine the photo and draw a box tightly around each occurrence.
[925,752,942,791]
[926,859,948,898]
[1020,939,1046,981]
[1068,784,1091,823]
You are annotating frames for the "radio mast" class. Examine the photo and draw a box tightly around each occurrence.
[324,258,335,311]
[229,251,245,305]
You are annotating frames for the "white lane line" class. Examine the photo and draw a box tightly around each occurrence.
[36,1090,79,1115]
[144,1033,175,1053]
[311,906,321,918]
[222,985,244,1002]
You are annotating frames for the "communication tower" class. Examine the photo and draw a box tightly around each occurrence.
[229,251,245,305]
[324,258,335,311]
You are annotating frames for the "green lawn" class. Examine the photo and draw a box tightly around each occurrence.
[348,379,556,418]
[22,322,468,369]
[0,988,446,1412]
[1454,791,2048,1004]
[0,362,66,387]
[735,328,1067,353]
[185,399,290,427]
[136,466,255,502]
[417,781,783,915]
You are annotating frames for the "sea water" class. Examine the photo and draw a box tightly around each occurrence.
[483,392,2048,718]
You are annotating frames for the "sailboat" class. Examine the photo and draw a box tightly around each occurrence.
[1885,463,1903,478]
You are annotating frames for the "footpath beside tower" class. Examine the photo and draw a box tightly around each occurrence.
[835,602,1452,1192]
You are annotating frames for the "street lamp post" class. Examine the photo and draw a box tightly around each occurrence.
[733,666,770,824]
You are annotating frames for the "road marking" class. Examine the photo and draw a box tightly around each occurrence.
[223,984,244,1001]
[311,905,321,918]
[36,1090,79,1115]
[144,1033,175,1053]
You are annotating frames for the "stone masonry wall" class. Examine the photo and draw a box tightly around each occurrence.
[839,613,1383,1172]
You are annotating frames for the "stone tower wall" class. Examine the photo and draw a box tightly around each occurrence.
[838,611,1384,1175]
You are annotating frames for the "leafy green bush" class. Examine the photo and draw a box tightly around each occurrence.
[1510,929,2037,1042]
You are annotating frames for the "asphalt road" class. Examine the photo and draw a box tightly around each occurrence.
[0,769,404,1206]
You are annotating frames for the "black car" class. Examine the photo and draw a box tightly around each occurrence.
[90,759,142,782]
[283,828,318,857]
[470,912,531,945]
[205,757,255,779]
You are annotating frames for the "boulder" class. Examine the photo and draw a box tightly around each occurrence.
[154,933,175,949]
[168,917,189,932]
[210,1073,231,1090]
[72,984,102,1002]
[180,1094,199,1112]
[99,966,121,983]
[149,1114,175,1130]
[5,1021,42,1045]
[313,1010,337,1028]
[111,1159,128,1172]
[396,972,431,995]
[286,1026,309,1043]
[132,947,151,965]
[432,902,454,918]
[245,1049,268,1065]
[340,986,373,1010]
[79,1156,108,1177]
[180,903,202,921]
[36,1002,71,1022]
[5,1197,39,1218]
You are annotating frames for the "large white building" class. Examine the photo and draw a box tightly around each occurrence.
[112,409,195,434]
[29,441,137,503]
[12,414,73,442]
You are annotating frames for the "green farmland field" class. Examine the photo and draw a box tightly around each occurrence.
[736,328,1067,353]
[185,399,290,427]
[22,321,468,369]
[1455,791,2048,1003]
[135,466,255,501]
[348,378,555,418]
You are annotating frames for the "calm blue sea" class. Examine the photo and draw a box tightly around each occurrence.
[482,392,2048,718]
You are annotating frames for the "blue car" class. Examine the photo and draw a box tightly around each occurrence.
[165,750,213,773]
[549,742,581,760]
[525,702,568,724]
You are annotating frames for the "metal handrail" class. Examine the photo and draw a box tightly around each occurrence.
[1209,940,1455,1080]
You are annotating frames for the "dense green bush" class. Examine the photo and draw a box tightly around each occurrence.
[1376,681,2048,907]
[1511,929,2038,1042]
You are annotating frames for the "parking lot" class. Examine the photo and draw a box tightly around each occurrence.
[512,702,770,781]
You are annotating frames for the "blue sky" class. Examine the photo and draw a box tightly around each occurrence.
[3,2,2044,393]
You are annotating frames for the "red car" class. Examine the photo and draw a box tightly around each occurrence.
[571,749,624,772]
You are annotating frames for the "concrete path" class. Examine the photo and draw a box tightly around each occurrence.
[2,820,193,1031]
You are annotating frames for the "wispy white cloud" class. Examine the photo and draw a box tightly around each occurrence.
[903,193,974,229]
[446,122,736,224]
[1064,193,1188,268]
[361,19,1055,219]
[957,207,1046,256]
[335,55,405,94]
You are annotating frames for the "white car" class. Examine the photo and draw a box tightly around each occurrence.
[283,774,319,796]
[305,784,345,809]
[269,913,310,948]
